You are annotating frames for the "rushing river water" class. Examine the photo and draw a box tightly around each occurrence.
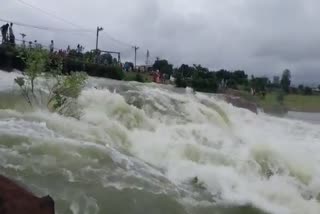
[286,112,320,125]
[1,70,320,214]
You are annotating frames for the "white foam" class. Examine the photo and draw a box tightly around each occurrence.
[0,70,21,91]
[0,74,319,214]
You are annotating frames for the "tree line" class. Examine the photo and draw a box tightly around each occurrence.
[0,43,125,80]
[0,42,318,96]
[151,58,318,96]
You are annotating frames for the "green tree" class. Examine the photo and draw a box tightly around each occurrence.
[303,87,313,95]
[153,59,173,76]
[100,53,113,65]
[124,62,134,71]
[15,48,87,117]
[226,79,238,89]
[24,48,49,93]
[251,77,269,93]
[45,56,88,116]
[298,84,304,92]
[47,71,87,116]
[174,72,187,88]
[83,51,97,64]
[216,69,231,82]
[318,85,320,90]
[177,64,194,78]
[14,48,48,106]
[193,64,209,73]
[281,69,291,93]
[232,70,248,85]
[189,64,218,92]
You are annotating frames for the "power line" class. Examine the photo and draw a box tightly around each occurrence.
[100,32,133,48]
[0,18,92,32]
[15,0,85,29]
[7,0,151,63]
[14,0,135,48]
[14,0,106,50]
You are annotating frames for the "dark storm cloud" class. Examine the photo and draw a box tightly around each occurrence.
[2,0,320,83]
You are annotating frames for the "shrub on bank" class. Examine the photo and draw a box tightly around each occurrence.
[135,73,144,82]
[175,74,187,88]
[192,78,218,93]
[0,45,25,71]
[62,59,124,80]
[84,63,124,80]
[0,45,124,81]
[303,87,313,95]
[175,73,218,93]
[63,58,84,74]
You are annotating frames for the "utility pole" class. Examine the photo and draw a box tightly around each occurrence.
[133,45,139,70]
[96,26,103,51]
[118,53,121,63]
[20,33,26,48]
[146,50,150,72]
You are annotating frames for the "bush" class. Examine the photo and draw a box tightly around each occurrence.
[102,65,124,80]
[290,87,298,94]
[47,71,87,116]
[63,59,124,80]
[14,49,88,118]
[135,73,144,83]
[276,90,285,104]
[191,77,218,93]
[226,79,238,90]
[303,87,313,95]
[63,58,84,74]
[175,74,187,88]
[0,45,26,71]
[84,63,124,80]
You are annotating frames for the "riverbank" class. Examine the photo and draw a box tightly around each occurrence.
[224,89,320,114]
[1,67,318,114]
[260,93,320,113]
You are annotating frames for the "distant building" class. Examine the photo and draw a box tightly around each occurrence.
[136,65,153,73]
[273,76,280,85]
[136,65,147,72]
[312,88,320,93]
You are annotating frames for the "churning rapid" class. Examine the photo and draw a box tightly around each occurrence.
[0,70,320,214]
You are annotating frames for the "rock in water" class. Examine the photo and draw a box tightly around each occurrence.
[0,175,55,214]
[225,95,258,114]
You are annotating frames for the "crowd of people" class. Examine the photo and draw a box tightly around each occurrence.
[0,22,86,55]
[1,23,15,45]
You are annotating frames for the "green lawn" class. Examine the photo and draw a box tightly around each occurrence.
[259,93,320,113]
[231,89,320,113]
[284,94,320,112]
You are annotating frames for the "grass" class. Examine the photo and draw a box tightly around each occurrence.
[284,94,320,112]
[124,71,152,83]
[258,93,287,114]
[259,93,320,113]
[229,89,320,114]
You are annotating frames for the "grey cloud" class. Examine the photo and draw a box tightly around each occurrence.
[2,0,320,84]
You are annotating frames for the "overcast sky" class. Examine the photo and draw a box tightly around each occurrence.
[2,0,320,84]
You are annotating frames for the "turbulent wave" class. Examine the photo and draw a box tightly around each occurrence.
[0,70,320,214]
